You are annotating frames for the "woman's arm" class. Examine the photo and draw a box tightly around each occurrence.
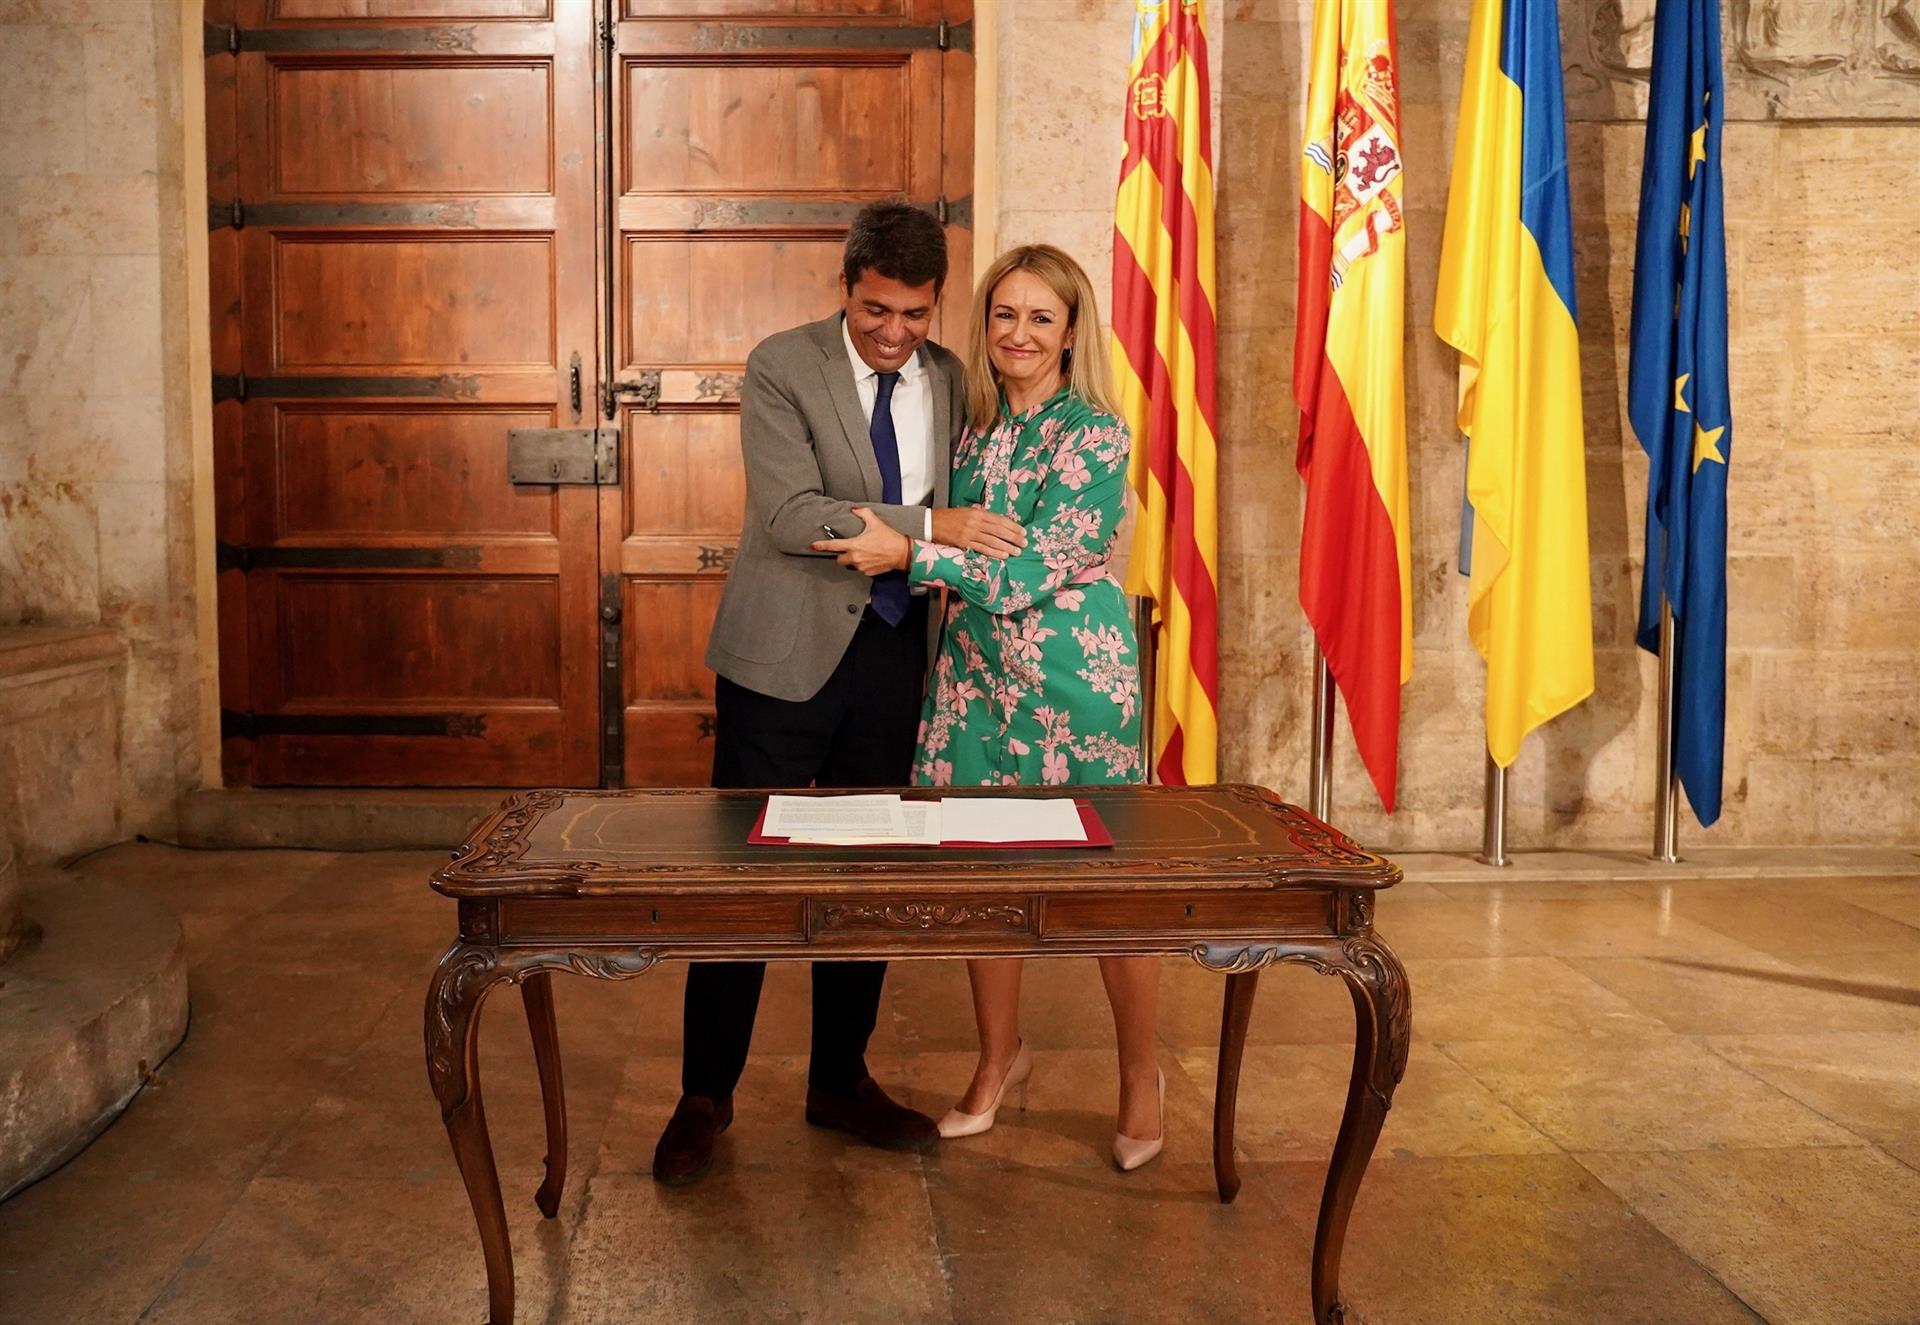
[908,415,1130,615]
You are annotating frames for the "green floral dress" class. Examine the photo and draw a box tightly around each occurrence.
[909,387,1143,788]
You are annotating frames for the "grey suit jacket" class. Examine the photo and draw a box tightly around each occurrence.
[705,313,963,702]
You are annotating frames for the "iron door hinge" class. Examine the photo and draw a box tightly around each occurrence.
[598,572,624,786]
[605,370,662,416]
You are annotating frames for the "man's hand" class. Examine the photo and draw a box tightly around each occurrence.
[810,506,912,576]
[930,506,1027,559]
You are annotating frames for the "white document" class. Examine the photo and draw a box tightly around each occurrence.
[939,797,1086,844]
[769,795,944,845]
[763,793,901,837]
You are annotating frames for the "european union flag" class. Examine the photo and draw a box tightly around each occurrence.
[1629,0,1731,825]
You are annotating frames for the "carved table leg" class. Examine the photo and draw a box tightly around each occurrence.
[1212,970,1260,1204]
[1311,935,1411,1325]
[426,946,517,1325]
[522,971,567,1219]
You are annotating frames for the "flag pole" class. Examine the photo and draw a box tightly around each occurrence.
[1135,596,1158,782]
[1651,596,1681,862]
[1477,751,1509,866]
[1308,646,1334,819]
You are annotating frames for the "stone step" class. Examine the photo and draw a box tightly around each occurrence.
[0,873,188,1202]
[177,787,509,851]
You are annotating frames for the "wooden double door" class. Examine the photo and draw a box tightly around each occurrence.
[207,0,973,787]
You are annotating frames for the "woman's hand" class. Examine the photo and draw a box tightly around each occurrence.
[810,506,912,576]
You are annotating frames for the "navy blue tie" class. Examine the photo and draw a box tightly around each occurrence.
[867,370,910,626]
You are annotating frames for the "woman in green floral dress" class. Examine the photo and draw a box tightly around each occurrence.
[814,245,1162,1170]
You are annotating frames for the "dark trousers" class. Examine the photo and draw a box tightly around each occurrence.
[684,598,927,1099]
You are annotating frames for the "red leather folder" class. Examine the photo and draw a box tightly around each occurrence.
[749,798,1113,849]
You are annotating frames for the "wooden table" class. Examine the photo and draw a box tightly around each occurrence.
[426,785,1409,1324]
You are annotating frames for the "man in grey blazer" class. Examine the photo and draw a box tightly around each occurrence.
[654,203,1025,1186]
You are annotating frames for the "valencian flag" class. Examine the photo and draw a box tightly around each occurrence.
[1630,0,1731,825]
[1113,0,1220,785]
[1435,0,1594,767]
[1293,0,1413,811]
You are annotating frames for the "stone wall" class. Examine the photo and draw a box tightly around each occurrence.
[987,0,1920,849]
[0,0,201,850]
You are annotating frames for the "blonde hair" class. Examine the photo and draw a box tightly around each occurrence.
[963,244,1120,431]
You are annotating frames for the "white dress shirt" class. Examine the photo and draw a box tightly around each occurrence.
[841,316,935,539]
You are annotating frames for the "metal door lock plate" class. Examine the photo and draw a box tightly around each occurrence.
[508,427,617,485]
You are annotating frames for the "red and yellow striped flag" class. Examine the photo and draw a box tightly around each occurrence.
[1113,0,1220,786]
[1293,0,1413,810]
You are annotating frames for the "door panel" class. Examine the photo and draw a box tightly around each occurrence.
[606,0,968,786]
[625,62,915,194]
[265,235,558,368]
[218,0,599,786]
[272,407,561,538]
[622,237,843,365]
[272,1,553,16]
[269,60,554,195]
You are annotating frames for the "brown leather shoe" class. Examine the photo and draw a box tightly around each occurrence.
[651,1094,733,1186]
[804,1076,938,1152]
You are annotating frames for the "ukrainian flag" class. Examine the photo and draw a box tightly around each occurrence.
[1630,0,1731,825]
[1435,0,1595,767]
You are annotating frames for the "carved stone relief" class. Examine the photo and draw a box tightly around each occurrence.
[1564,0,1920,121]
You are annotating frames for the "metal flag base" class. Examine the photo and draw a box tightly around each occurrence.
[1308,647,1334,820]
[1650,598,1681,863]
[1477,752,1510,867]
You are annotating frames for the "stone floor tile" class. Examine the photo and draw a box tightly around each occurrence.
[1704,1030,1920,1147]
[929,1162,1314,1325]
[262,1039,630,1199]
[1176,1041,1556,1164]
[1879,1136,1920,1177]
[555,1169,949,1325]
[1671,892,1920,959]
[1564,951,1920,1036]
[181,955,405,1062]
[1261,1154,1763,1325]
[0,1174,240,1325]
[1484,895,1781,961]
[1576,1146,1920,1325]
[1855,886,1920,928]
[62,1043,339,1188]
[899,1046,1217,1170]
[1429,876,1663,903]
[138,1173,573,1325]
[72,844,338,958]
[1370,897,1543,958]
[1404,956,1667,1042]
[1439,1031,1861,1153]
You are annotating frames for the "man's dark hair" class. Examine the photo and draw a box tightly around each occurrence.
[842,201,948,294]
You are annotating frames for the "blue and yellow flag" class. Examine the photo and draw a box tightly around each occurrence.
[1630,0,1731,825]
[1435,0,1595,767]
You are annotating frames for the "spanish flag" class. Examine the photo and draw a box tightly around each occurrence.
[1293,0,1413,811]
[1434,0,1594,767]
[1113,0,1220,786]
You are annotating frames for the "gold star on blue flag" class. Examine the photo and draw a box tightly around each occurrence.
[1628,0,1732,826]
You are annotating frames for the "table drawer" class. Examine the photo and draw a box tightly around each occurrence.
[1042,891,1333,937]
[501,896,806,943]
[810,896,1036,937]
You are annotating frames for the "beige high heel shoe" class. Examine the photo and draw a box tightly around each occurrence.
[937,1041,1033,1139]
[1111,1068,1165,1172]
